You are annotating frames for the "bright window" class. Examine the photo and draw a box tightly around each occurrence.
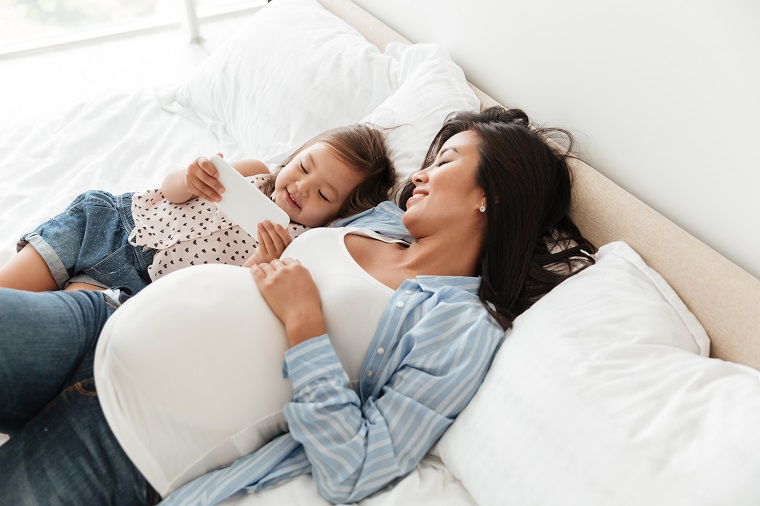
[0,0,261,52]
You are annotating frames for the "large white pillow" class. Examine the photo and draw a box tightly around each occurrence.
[435,241,760,505]
[160,0,401,161]
[268,41,481,185]
[159,0,481,179]
[360,42,480,181]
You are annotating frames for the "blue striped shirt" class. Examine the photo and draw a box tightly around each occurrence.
[160,202,505,505]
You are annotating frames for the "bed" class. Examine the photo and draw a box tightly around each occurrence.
[2,0,760,504]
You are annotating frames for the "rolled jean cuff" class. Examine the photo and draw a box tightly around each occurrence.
[18,233,69,289]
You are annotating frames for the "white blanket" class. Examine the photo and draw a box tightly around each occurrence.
[0,88,245,265]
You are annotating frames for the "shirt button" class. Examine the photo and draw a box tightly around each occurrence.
[376,347,385,355]
[366,370,374,377]
[396,301,405,308]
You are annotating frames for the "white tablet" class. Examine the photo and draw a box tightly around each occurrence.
[210,155,290,236]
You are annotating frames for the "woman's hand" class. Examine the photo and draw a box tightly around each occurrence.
[185,154,225,202]
[245,221,292,265]
[251,258,326,348]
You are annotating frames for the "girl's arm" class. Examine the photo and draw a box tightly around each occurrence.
[161,156,269,204]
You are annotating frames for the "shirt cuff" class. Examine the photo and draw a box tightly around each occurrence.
[282,334,346,391]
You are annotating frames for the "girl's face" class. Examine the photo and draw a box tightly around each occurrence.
[272,142,364,227]
[403,130,485,237]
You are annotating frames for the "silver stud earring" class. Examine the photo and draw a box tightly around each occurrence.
[479,203,486,213]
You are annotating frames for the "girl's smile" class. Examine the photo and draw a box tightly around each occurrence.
[284,189,301,210]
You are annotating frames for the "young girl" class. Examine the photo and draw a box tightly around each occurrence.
[0,124,395,295]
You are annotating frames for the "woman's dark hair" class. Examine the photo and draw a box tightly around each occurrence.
[259,124,396,222]
[397,106,596,330]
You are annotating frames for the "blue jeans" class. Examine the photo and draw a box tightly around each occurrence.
[18,190,155,294]
[0,288,158,505]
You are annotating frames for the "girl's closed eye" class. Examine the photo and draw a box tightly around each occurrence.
[318,191,330,202]
[300,162,308,174]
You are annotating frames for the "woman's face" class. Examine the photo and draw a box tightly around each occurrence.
[403,130,485,237]
[272,142,364,227]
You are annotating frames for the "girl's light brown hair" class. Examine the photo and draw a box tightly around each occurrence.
[259,124,396,222]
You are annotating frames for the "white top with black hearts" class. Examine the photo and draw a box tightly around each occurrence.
[128,175,308,281]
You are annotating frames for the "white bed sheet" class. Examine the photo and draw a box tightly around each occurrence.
[0,88,246,266]
[221,454,476,506]
[0,87,477,506]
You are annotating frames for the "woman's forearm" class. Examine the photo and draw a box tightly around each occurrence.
[285,317,327,349]
[282,310,504,504]
[282,335,451,504]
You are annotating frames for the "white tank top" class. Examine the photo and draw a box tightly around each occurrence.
[94,227,406,496]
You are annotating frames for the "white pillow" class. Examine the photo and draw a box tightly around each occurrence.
[161,0,401,161]
[360,42,481,181]
[259,42,481,182]
[435,241,760,506]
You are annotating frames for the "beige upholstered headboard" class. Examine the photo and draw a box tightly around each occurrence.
[319,0,760,371]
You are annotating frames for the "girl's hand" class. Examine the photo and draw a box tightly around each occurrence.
[251,258,326,348]
[250,221,293,265]
[242,222,290,267]
[185,154,225,202]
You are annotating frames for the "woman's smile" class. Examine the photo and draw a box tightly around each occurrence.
[406,188,428,207]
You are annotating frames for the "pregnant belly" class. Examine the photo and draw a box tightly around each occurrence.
[94,263,291,496]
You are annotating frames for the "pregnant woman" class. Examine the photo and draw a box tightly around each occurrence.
[0,107,595,506]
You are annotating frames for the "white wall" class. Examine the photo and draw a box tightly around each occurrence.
[353,0,760,279]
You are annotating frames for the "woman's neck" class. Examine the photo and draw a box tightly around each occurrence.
[400,232,483,279]
[344,229,483,291]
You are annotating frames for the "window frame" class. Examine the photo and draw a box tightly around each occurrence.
[0,0,265,58]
